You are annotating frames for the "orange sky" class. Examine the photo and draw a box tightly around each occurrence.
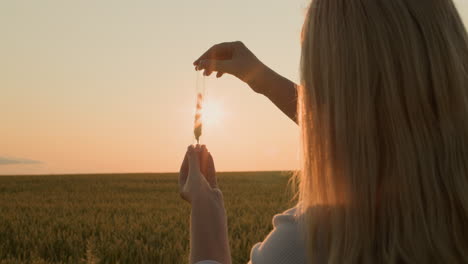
[1,0,468,175]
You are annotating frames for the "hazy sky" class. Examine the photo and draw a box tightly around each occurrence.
[2,0,468,175]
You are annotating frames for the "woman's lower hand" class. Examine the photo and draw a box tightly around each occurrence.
[180,146,231,264]
[179,144,219,204]
[193,41,268,92]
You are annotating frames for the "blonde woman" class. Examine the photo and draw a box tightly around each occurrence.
[179,0,468,263]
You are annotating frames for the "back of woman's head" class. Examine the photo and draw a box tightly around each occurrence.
[296,0,468,263]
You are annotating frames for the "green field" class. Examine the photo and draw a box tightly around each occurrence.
[0,172,296,264]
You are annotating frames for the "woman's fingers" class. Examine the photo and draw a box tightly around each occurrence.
[206,152,217,188]
[193,41,261,84]
[180,149,189,174]
[199,145,209,175]
[193,42,234,66]
[193,42,238,77]
[197,145,217,188]
[179,148,189,188]
[198,59,233,76]
[187,145,201,176]
[180,145,217,203]
[203,69,212,77]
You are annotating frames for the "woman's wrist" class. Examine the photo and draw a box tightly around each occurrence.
[190,187,231,264]
[245,62,274,95]
[245,63,298,123]
[191,188,224,209]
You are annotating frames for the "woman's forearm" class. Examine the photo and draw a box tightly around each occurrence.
[247,63,298,124]
[190,189,231,264]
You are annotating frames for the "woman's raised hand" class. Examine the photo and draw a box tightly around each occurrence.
[193,41,299,123]
[179,144,219,204]
[193,41,267,88]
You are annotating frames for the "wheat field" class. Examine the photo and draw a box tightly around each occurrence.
[0,172,295,264]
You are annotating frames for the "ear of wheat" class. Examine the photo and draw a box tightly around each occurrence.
[194,93,203,144]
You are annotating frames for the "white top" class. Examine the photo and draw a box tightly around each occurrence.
[195,206,307,264]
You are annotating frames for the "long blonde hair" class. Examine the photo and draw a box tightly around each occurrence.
[296,0,468,263]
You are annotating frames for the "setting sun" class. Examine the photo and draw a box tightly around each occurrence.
[201,99,226,127]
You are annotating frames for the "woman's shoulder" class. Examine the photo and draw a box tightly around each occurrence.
[271,206,300,227]
[249,205,307,264]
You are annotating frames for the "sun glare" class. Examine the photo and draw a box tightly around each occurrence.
[200,100,225,127]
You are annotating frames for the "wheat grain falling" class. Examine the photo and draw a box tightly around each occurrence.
[193,72,206,144]
[194,93,203,143]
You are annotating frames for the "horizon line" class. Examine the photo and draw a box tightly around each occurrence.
[0,170,298,177]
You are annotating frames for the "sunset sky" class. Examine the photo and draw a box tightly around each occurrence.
[2,0,468,175]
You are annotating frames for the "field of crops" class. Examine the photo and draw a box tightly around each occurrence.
[0,171,296,264]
